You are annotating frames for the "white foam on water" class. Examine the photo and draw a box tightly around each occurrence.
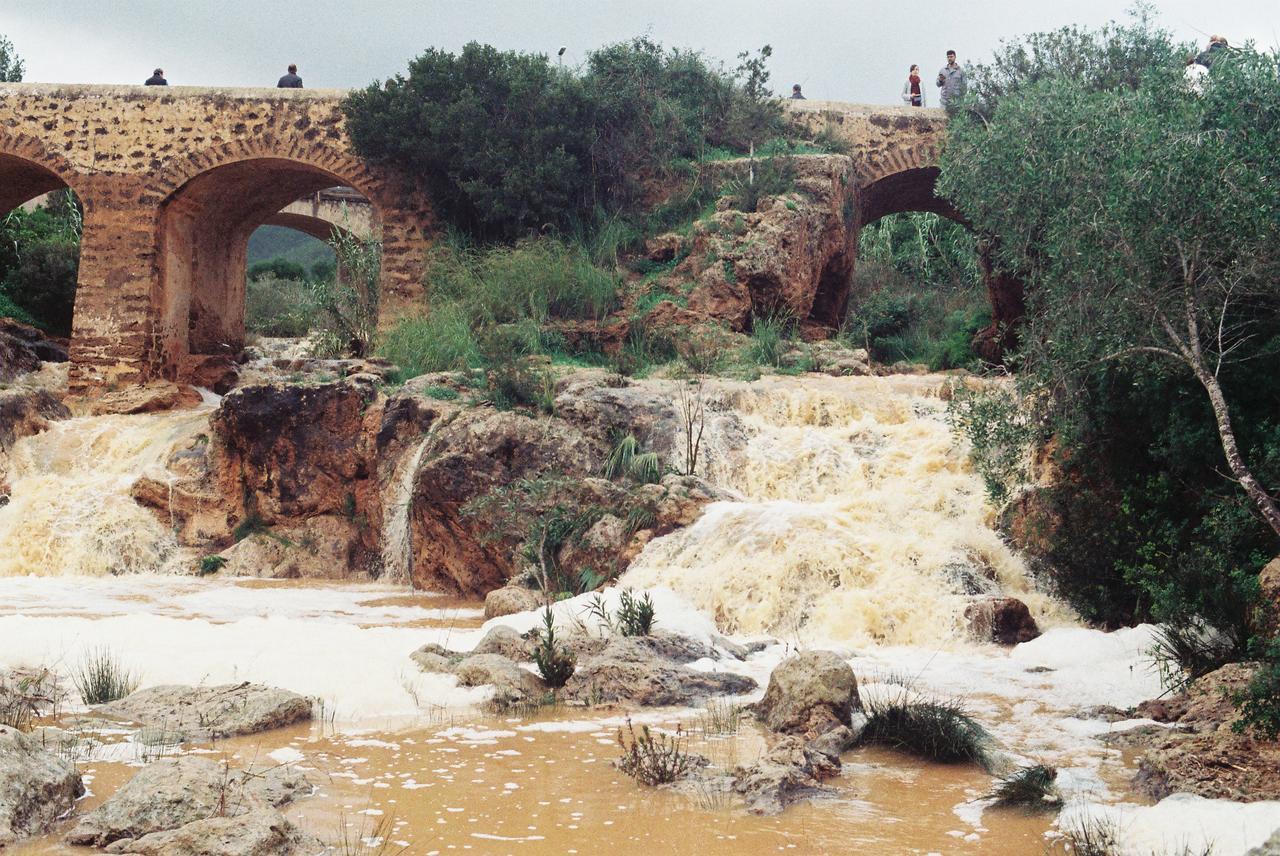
[1059,793,1280,856]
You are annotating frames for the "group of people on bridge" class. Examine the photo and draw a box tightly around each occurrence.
[786,49,967,109]
[144,64,304,88]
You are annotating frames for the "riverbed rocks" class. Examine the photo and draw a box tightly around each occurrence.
[66,757,311,849]
[964,597,1041,645]
[753,651,861,735]
[563,635,756,706]
[453,654,548,706]
[0,724,84,846]
[1129,663,1280,802]
[96,683,311,741]
[0,387,70,499]
[88,382,204,416]
[0,318,66,382]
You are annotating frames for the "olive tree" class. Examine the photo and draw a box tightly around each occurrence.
[939,49,1280,538]
[0,34,22,83]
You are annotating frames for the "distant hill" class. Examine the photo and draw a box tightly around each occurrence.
[247,225,335,271]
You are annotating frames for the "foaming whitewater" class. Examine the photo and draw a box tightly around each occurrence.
[0,401,215,577]
[622,373,1067,646]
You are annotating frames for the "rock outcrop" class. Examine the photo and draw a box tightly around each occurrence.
[66,757,310,848]
[483,586,543,619]
[453,654,548,707]
[0,318,66,383]
[0,387,70,499]
[753,651,860,735]
[1130,663,1280,802]
[96,683,311,741]
[731,735,842,815]
[0,724,85,846]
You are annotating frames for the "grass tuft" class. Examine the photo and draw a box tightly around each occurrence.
[860,690,992,768]
[989,764,1061,809]
[72,647,139,706]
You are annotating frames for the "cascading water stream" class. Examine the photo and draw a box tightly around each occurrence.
[621,373,1067,646]
[381,434,432,585]
[0,401,216,577]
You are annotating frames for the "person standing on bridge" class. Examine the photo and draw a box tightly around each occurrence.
[790,84,806,99]
[935,50,966,110]
[144,68,167,86]
[277,64,303,88]
[902,64,925,107]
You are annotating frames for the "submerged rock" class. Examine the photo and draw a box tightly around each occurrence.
[96,683,311,740]
[964,597,1041,645]
[471,625,534,661]
[731,735,842,815]
[0,318,65,382]
[753,651,860,735]
[564,635,756,706]
[102,808,323,856]
[66,757,309,848]
[0,724,85,846]
[1248,829,1280,856]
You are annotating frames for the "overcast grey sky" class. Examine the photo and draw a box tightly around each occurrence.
[3,1,1277,104]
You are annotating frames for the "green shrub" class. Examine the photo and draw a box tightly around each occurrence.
[722,154,796,213]
[746,313,790,367]
[616,719,695,785]
[245,276,316,337]
[248,258,308,282]
[310,229,381,358]
[616,589,656,636]
[603,435,662,484]
[0,238,79,336]
[198,555,227,576]
[0,292,37,326]
[1234,639,1280,739]
[532,607,575,688]
[72,648,139,705]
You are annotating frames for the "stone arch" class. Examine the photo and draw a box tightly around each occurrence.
[0,129,86,213]
[147,141,431,376]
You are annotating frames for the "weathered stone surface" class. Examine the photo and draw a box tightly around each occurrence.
[964,597,1041,645]
[483,586,543,619]
[0,387,70,498]
[0,724,84,846]
[472,626,535,661]
[103,808,323,856]
[1257,556,1280,635]
[564,636,756,706]
[217,515,367,580]
[753,651,860,735]
[731,735,842,816]
[407,408,604,594]
[88,382,204,415]
[410,649,457,674]
[66,757,309,847]
[1129,664,1280,802]
[96,683,311,741]
[452,654,547,706]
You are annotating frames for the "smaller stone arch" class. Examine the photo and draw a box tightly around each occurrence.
[0,129,87,213]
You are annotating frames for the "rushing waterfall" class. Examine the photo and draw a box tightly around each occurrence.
[0,405,213,577]
[381,434,431,585]
[621,373,1067,646]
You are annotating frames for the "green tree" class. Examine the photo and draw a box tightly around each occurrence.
[940,45,1280,540]
[0,34,23,82]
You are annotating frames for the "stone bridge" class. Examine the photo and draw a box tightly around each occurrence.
[0,85,962,390]
[267,187,375,242]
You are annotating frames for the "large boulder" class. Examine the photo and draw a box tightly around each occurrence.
[406,408,604,593]
[0,387,70,499]
[1257,556,1280,635]
[471,626,534,661]
[1248,829,1280,856]
[753,651,860,735]
[0,724,84,846]
[88,382,205,415]
[564,636,756,706]
[483,586,543,619]
[102,808,323,856]
[0,318,66,382]
[96,683,311,741]
[66,757,309,848]
[964,597,1041,645]
[215,516,369,580]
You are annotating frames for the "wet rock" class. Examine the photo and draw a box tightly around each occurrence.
[1256,556,1280,635]
[407,408,604,594]
[89,382,204,415]
[217,516,368,580]
[472,625,534,661]
[753,651,860,735]
[0,388,70,498]
[483,585,543,619]
[564,636,756,706]
[0,724,84,846]
[731,735,842,815]
[66,757,309,848]
[964,597,1041,645]
[453,654,547,707]
[103,808,323,856]
[0,319,63,382]
[96,683,311,741]
[1130,664,1280,802]
[410,649,457,674]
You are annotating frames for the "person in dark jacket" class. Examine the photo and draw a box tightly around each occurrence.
[790,84,806,99]
[277,64,303,88]
[144,68,167,86]
[1194,35,1229,68]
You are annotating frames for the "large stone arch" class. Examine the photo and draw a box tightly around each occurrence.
[145,141,431,376]
[0,129,85,212]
